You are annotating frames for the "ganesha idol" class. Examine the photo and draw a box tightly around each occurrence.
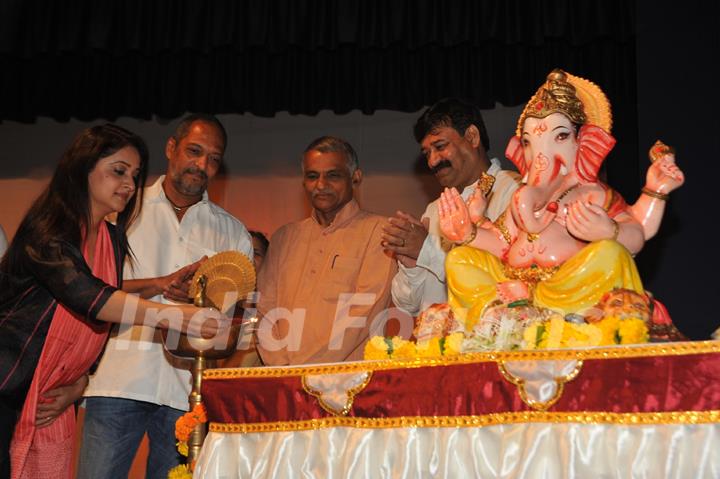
[439,69,684,330]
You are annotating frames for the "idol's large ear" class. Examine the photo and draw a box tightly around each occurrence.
[505,136,527,177]
[576,125,616,183]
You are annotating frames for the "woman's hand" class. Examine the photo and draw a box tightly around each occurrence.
[35,375,88,429]
[179,304,232,339]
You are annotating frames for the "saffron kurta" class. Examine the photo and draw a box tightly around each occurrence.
[257,200,396,365]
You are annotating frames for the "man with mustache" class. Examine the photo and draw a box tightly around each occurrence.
[78,114,253,478]
[382,98,521,317]
[255,136,396,365]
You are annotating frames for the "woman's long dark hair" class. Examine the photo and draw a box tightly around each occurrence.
[0,124,149,279]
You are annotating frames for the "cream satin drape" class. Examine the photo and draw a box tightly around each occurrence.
[195,423,720,478]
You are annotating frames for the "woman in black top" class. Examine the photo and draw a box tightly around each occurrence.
[0,124,228,477]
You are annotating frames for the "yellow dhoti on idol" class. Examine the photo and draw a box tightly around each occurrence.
[446,240,644,329]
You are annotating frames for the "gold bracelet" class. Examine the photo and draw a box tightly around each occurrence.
[493,211,512,245]
[641,187,669,201]
[610,219,620,241]
[461,223,478,245]
[475,216,490,229]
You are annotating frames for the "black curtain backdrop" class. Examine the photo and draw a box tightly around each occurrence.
[0,0,641,198]
[634,1,720,340]
[0,0,636,120]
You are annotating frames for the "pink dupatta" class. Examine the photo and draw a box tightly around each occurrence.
[10,222,117,479]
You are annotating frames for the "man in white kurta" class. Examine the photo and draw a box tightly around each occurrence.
[383,98,520,317]
[79,115,252,479]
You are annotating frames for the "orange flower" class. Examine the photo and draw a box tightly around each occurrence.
[191,404,207,423]
[174,404,208,442]
[171,404,209,476]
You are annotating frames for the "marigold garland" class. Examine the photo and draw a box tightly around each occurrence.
[167,464,193,479]
[176,441,189,457]
[364,336,392,360]
[364,333,464,360]
[175,403,208,444]
[523,315,649,349]
[168,404,208,478]
[365,315,649,360]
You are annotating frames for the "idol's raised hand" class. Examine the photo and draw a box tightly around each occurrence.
[438,187,474,244]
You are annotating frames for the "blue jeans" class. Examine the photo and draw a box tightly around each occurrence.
[77,397,184,479]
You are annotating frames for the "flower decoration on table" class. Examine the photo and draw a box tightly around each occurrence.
[363,332,465,360]
[519,288,651,348]
[470,288,651,350]
[364,304,464,360]
[364,287,663,361]
[167,403,207,478]
[463,300,553,352]
[522,314,648,349]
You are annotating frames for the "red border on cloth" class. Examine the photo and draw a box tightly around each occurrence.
[202,353,720,425]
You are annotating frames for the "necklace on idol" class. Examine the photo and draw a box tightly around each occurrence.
[526,183,580,243]
[546,183,580,213]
